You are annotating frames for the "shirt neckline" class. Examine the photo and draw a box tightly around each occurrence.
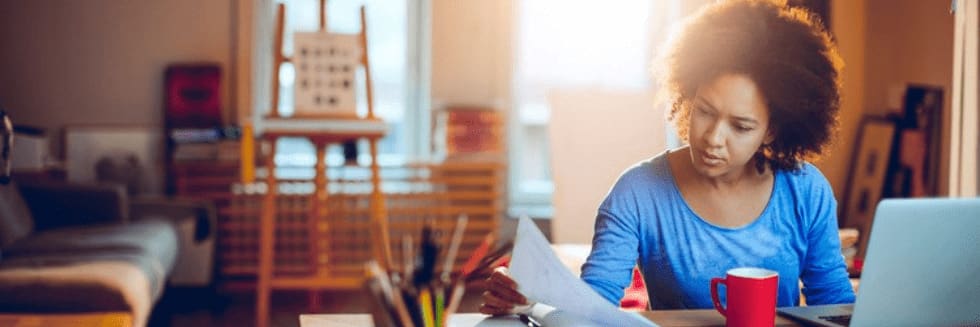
[657,149,779,231]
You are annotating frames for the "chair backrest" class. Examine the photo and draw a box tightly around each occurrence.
[547,89,667,244]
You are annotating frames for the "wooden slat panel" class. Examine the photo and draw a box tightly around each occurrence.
[220,162,503,282]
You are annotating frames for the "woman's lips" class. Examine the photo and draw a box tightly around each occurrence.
[701,152,725,166]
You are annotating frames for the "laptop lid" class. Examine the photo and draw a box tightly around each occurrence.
[850,198,980,326]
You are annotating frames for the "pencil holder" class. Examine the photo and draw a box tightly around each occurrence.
[364,216,510,327]
[365,261,467,327]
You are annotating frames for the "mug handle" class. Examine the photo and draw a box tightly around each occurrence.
[711,277,727,317]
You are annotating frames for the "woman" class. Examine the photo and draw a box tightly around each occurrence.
[482,0,855,314]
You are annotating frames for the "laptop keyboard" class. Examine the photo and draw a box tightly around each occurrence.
[818,314,852,326]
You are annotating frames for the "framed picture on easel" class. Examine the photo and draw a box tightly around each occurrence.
[842,117,896,262]
[292,31,361,118]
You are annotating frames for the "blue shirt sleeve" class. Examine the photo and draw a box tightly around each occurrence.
[580,171,643,306]
[798,165,857,304]
[581,208,640,305]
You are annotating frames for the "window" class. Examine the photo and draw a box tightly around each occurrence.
[271,0,426,178]
[509,0,675,216]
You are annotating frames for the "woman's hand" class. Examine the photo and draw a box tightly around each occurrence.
[479,266,529,315]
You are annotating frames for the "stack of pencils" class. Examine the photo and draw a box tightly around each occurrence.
[364,215,513,327]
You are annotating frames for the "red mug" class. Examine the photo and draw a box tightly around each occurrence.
[710,267,778,327]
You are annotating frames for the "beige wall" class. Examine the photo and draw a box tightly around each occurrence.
[0,0,236,156]
[430,0,512,109]
[819,0,954,204]
[426,0,893,209]
[817,0,868,205]
[0,0,956,202]
[549,90,666,243]
[864,0,954,116]
[863,0,955,195]
[430,0,954,209]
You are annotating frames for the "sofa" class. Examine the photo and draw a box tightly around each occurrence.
[0,180,180,327]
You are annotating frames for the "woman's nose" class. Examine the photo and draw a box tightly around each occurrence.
[704,122,726,148]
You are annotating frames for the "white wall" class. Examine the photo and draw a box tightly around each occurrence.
[0,0,236,156]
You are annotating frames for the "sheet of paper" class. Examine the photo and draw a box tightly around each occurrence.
[447,314,524,327]
[509,216,657,326]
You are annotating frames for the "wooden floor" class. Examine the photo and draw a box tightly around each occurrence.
[148,217,551,327]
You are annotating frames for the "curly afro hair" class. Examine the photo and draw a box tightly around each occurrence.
[656,0,844,171]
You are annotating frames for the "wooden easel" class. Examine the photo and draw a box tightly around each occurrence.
[253,1,391,326]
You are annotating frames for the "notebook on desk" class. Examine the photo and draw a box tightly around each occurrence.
[778,198,980,327]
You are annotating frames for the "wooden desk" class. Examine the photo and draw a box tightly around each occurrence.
[0,312,132,327]
[301,310,801,327]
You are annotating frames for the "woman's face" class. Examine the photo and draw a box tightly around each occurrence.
[687,74,771,179]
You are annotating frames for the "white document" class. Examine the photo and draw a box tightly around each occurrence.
[509,216,657,326]
[448,314,523,327]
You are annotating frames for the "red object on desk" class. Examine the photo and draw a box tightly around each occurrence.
[620,267,650,310]
[711,269,778,327]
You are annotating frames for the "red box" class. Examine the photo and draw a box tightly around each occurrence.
[165,64,222,129]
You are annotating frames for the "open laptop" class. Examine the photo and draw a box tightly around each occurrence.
[778,198,980,326]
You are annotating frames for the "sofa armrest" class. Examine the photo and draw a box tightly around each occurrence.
[130,196,216,242]
[17,181,129,231]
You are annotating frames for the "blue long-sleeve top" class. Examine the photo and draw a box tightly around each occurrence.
[580,151,856,309]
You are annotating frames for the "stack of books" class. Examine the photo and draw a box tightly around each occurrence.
[434,107,503,162]
[170,127,240,162]
[364,216,512,327]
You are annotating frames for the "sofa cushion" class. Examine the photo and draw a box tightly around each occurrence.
[3,219,179,290]
[4,219,176,258]
[0,182,33,248]
[0,219,179,327]
[0,261,155,327]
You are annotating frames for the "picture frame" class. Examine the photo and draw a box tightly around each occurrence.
[881,84,945,200]
[841,117,896,259]
[292,31,361,118]
[63,125,165,195]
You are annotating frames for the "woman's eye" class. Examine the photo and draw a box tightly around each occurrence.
[735,125,753,132]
